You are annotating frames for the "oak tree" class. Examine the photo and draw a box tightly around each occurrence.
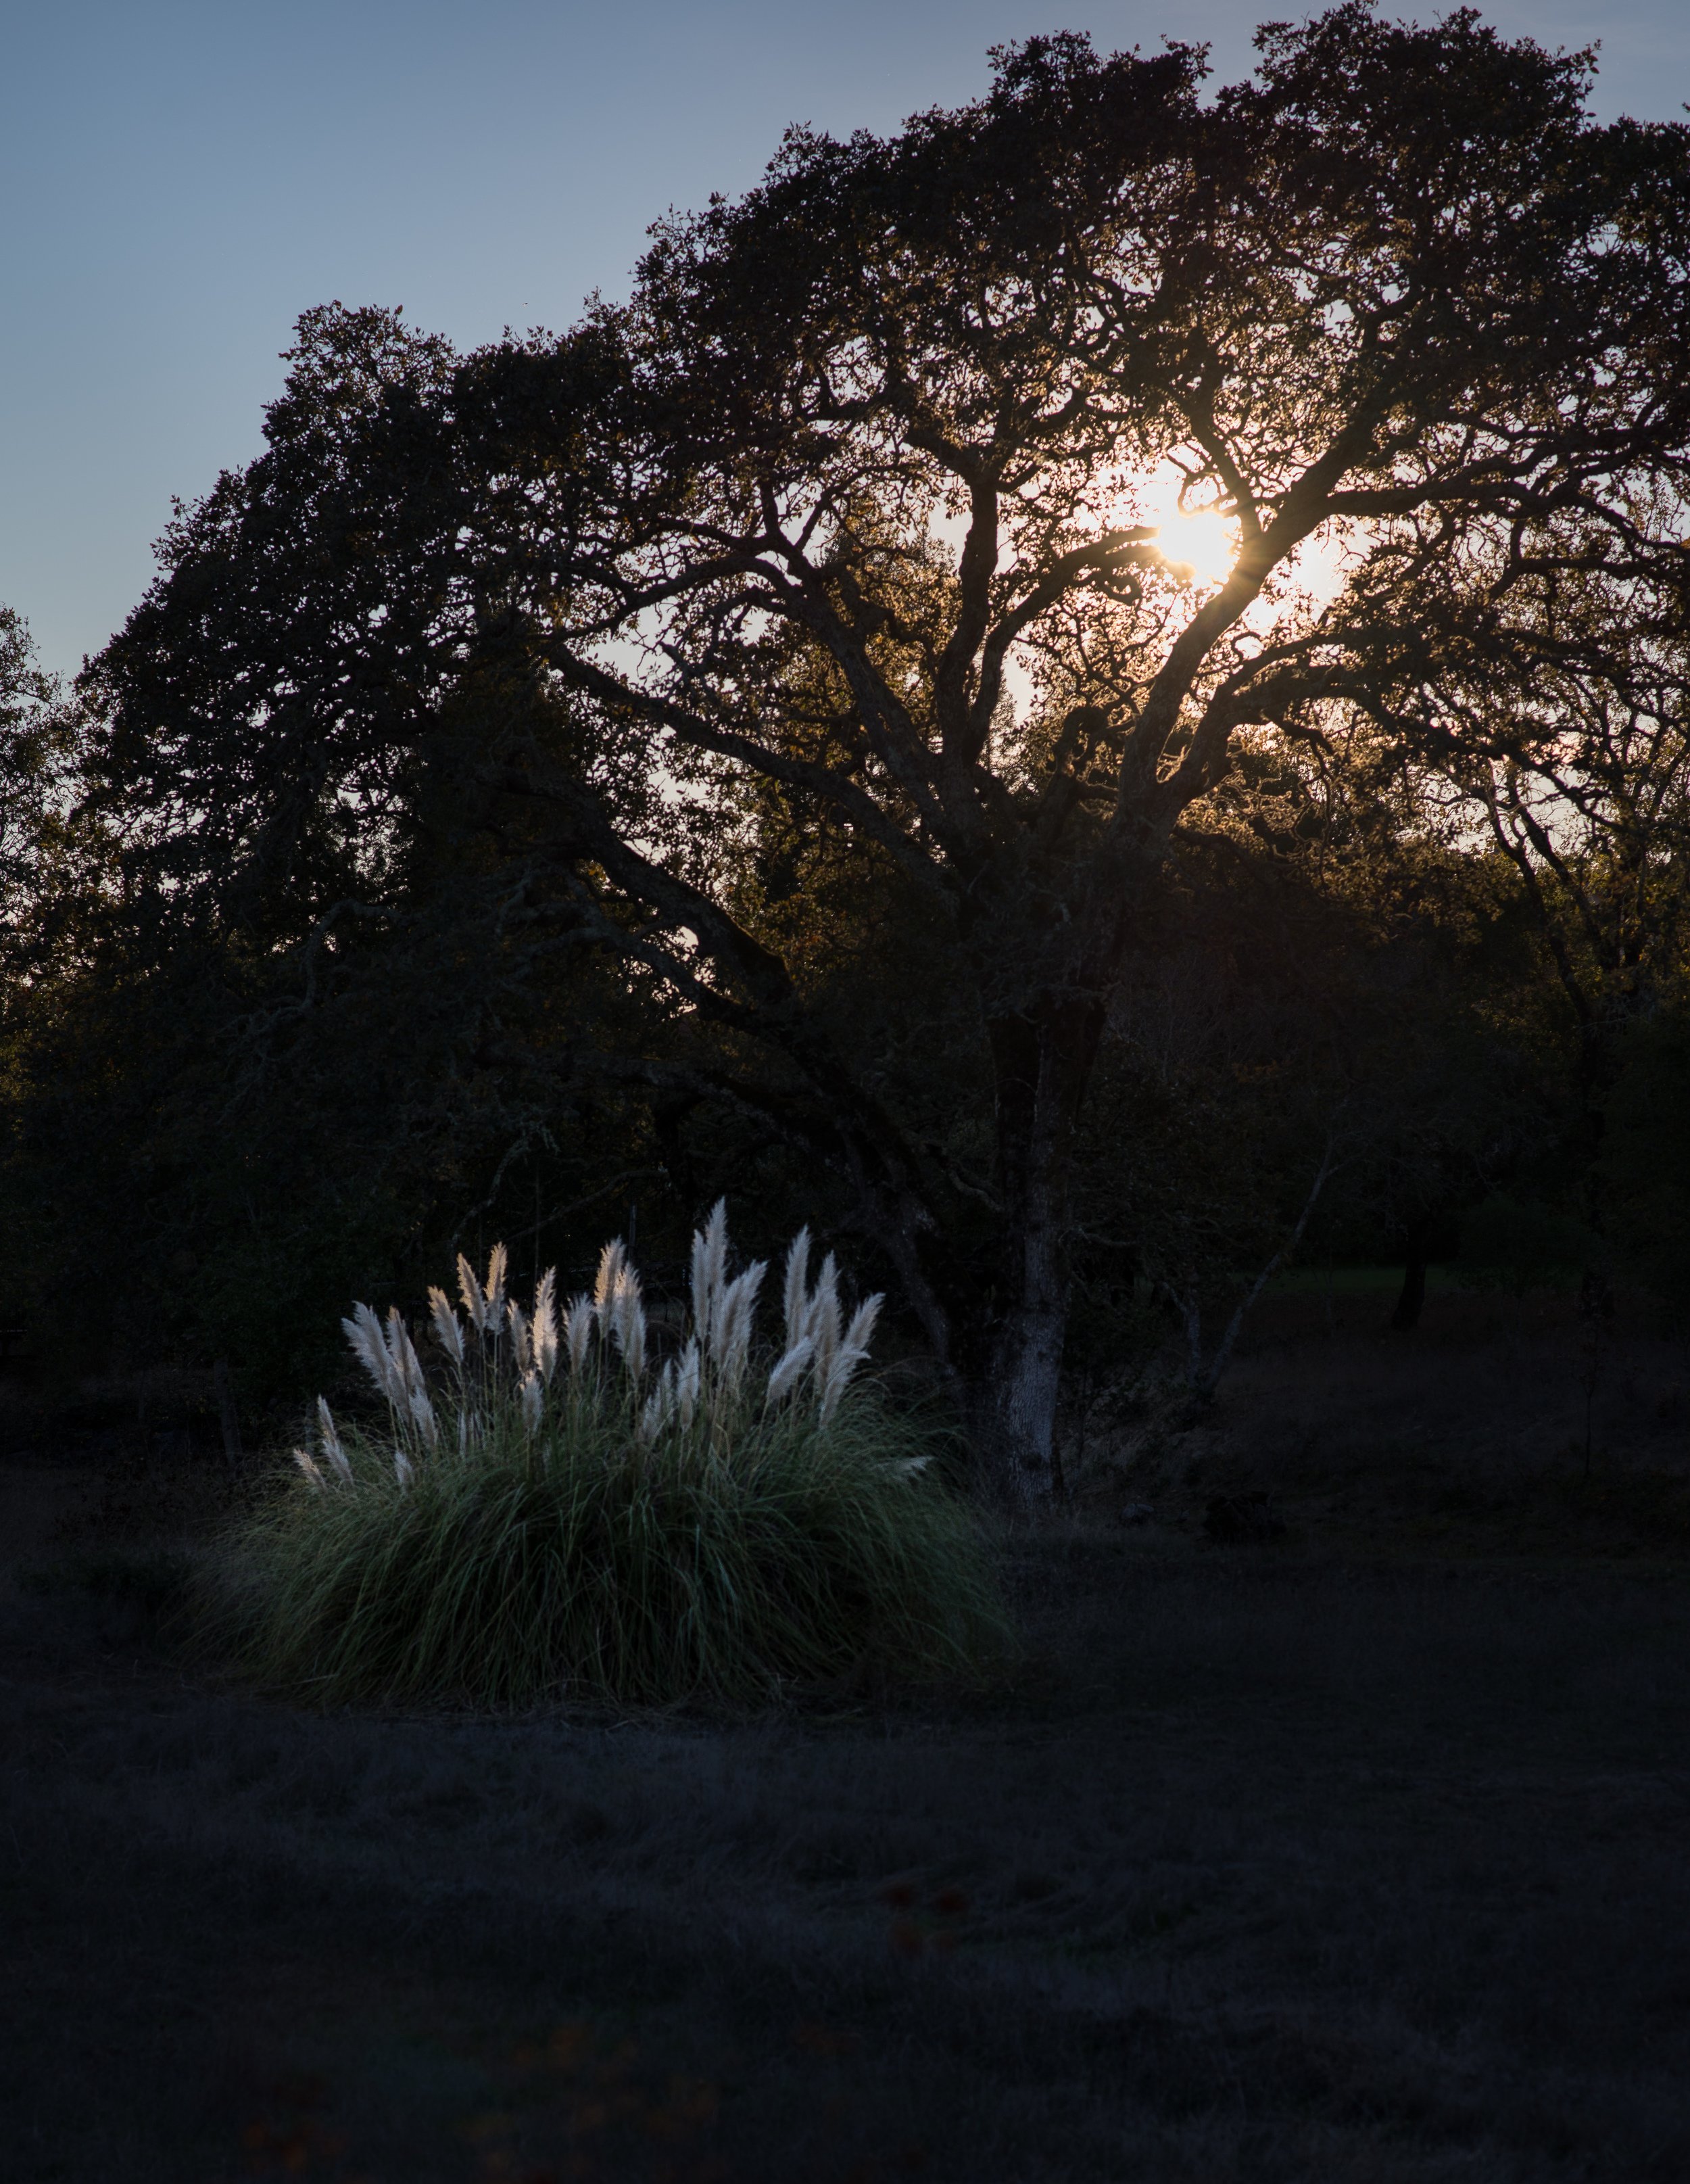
[88,9,1690,1497]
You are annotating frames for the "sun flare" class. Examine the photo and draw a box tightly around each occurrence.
[1103,468,1239,590]
[1152,504,1237,588]
[1103,463,1355,609]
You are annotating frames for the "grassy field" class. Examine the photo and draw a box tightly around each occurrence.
[5,1289,1690,2183]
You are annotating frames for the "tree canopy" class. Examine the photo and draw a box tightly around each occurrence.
[49,6,1690,1494]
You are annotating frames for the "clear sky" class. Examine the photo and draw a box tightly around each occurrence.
[3,0,1686,682]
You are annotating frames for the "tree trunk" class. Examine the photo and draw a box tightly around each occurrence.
[967,1205,1070,1509]
[965,1001,1100,1506]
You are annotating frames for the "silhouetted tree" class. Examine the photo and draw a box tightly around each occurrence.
[83,11,1690,1496]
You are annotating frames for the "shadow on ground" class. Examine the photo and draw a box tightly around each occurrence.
[5,1331,1690,2181]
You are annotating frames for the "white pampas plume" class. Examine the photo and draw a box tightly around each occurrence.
[508,1299,531,1373]
[639,1360,677,1444]
[383,1312,436,1448]
[716,1260,767,1389]
[765,1335,814,1408]
[705,1266,739,1371]
[810,1254,842,1385]
[293,1449,325,1491]
[481,1244,509,1340]
[533,1268,559,1383]
[818,1354,855,1422]
[892,1454,931,1480]
[381,1307,406,1391]
[593,1239,627,1331]
[782,1227,813,1353]
[457,1251,488,1335]
[385,1307,427,1406]
[690,1200,729,1352]
[427,1286,464,1370]
[520,1370,543,1437]
[676,1338,700,1427]
[316,1396,353,1488]
[343,1302,396,1403]
[611,1266,647,1381]
[393,1446,413,1489]
[841,1292,883,1362]
[819,1291,882,1421]
[564,1294,594,1376]
[690,1232,709,1351]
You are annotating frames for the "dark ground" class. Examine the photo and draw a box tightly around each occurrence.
[5,1287,1690,2183]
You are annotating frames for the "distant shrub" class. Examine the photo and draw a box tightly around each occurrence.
[216,1206,1009,1707]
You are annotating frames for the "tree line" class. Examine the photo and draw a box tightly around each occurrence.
[3,6,1689,1499]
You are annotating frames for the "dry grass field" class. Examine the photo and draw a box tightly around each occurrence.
[5,1287,1690,2183]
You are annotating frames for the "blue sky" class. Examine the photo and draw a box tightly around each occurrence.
[3,0,1686,682]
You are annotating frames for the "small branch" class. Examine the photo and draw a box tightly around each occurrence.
[1185,1133,1345,1408]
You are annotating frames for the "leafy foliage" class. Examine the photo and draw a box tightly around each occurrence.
[5,11,1690,1483]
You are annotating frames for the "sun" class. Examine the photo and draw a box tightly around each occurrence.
[1101,462,1355,607]
[1152,503,1237,588]
[1105,466,1239,590]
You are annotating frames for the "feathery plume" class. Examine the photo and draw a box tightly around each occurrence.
[316,1396,353,1488]
[818,1290,882,1423]
[293,1450,325,1491]
[393,1446,414,1489]
[819,1344,871,1422]
[841,1293,883,1362]
[705,1266,739,1371]
[533,1268,559,1383]
[520,1370,543,1437]
[716,1260,767,1390]
[623,1308,646,1383]
[611,1266,647,1381]
[765,1335,814,1408]
[381,1307,406,1392]
[782,1227,813,1354]
[819,1352,855,1423]
[408,1386,440,1451]
[508,1298,531,1374]
[676,1338,700,1427]
[564,1295,595,1376]
[483,1243,508,1330]
[593,1239,627,1330]
[811,1254,842,1385]
[343,1302,396,1403]
[691,1200,729,1352]
[384,1307,427,1408]
[639,1360,677,1444]
[457,1251,488,1335]
[427,1286,464,1370]
[690,1231,712,1354]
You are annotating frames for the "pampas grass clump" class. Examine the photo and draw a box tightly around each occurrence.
[223,1205,1007,1707]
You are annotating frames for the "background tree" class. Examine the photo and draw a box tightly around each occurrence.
[0,604,84,957]
[77,11,1690,1496]
[5,318,681,1394]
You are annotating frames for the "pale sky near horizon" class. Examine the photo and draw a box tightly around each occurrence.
[3,0,1686,684]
